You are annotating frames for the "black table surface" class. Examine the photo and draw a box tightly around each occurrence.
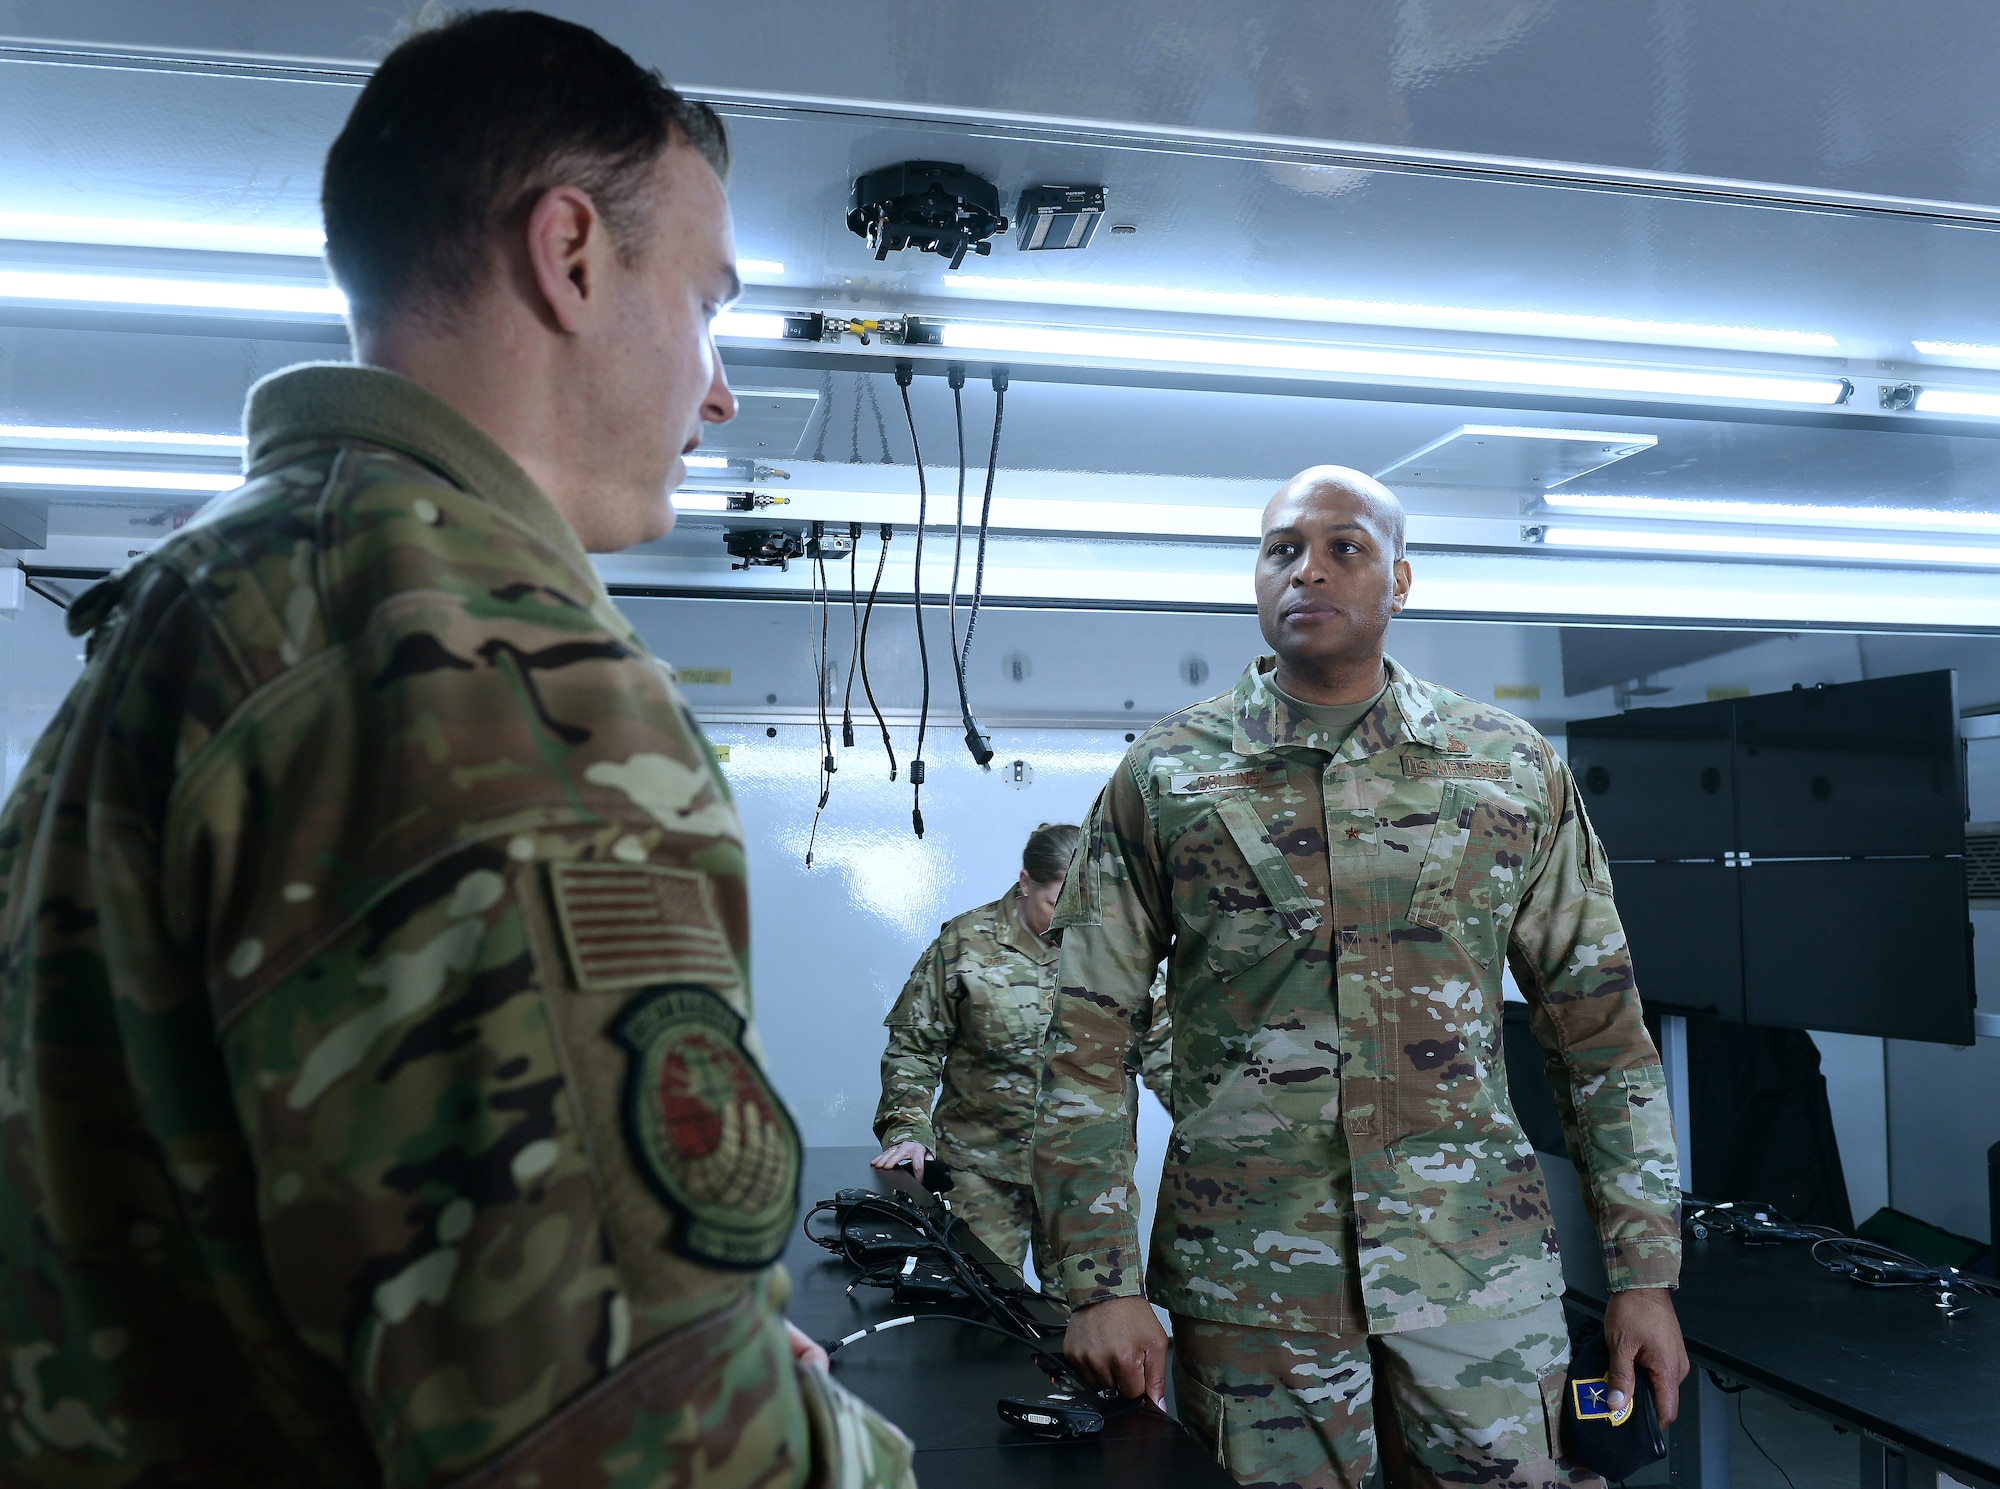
[1567,1226,2000,1485]
[786,1147,1230,1488]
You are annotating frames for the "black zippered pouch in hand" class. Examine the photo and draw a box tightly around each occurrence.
[1561,1315,1667,1483]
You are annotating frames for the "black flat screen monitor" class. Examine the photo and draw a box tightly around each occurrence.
[1568,701,1734,862]
[1734,672,1963,859]
[1610,862,1745,1022]
[1741,858,1974,1044]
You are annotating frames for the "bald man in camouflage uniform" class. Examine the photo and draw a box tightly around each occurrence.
[1035,469,1687,1488]
[0,14,909,1488]
[875,825,1170,1298]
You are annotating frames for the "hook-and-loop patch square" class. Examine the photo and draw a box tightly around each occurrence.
[549,861,741,991]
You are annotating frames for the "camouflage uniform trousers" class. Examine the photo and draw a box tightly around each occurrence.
[1171,1296,1602,1489]
[945,1168,1066,1302]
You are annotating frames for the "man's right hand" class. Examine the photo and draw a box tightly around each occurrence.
[1064,1296,1168,1407]
[870,1141,931,1182]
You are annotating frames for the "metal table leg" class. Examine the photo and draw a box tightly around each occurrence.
[1669,1370,1733,1489]
[1861,1435,1910,1489]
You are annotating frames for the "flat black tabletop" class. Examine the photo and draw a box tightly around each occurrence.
[786,1147,1230,1488]
[1568,1227,2000,1486]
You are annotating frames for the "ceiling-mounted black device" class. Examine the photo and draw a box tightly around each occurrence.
[848,161,1008,270]
[725,528,806,571]
[1015,185,1106,251]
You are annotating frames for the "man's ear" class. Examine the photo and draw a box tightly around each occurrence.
[1389,557,1413,614]
[523,185,603,334]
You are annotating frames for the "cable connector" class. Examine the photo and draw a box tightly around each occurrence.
[946,362,967,390]
[963,720,994,768]
[990,367,1010,393]
[894,359,914,388]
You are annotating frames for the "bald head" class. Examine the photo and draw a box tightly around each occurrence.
[1262,465,1406,560]
[1252,465,1413,704]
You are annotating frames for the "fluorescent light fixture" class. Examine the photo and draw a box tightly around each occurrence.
[0,464,239,494]
[0,210,325,255]
[940,275,1838,354]
[671,492,732,512]
[931,322,1850,406]
[1913,388,2000,418]
[0,267,344,317]
[1541,524,2000,567]
[713,309,788,339]
[682,454,731,470]
[736,259,785,278]
[1912,340,2000,364]
[1543,492,2000,535]
[0,423,245,450]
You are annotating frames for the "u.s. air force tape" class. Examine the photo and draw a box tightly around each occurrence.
[613,984,801,1270]
[1401,756,1512,782]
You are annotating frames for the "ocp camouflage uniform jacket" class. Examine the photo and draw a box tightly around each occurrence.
[875,886,1170,1187]
[1034,656,1680,1335]
[0,364,911,1489]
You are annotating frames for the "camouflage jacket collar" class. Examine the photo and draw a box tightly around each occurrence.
[242,362,601,598]
[1230,654,1449,763]
[996,885,1058,966]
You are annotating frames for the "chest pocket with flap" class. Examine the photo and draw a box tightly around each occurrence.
[1407,779,1536,966]
[1173,791,1323,983]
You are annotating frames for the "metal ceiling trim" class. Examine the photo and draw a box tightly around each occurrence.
[9,39,2000,229]
[597,581,2000,637]
[693,86,2000,232]
[720,343,2000,440]
[0,37,370,86]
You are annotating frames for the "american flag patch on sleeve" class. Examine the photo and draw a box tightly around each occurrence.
[549,862,742,991]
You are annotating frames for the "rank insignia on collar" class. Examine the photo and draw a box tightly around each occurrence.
[613,984,801,1270]
[1572,1377,1635,1427]
[1168,768,1266,795]
[1402,756,1511,782]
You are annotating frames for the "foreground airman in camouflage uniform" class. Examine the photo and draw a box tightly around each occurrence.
[1036,469,1684,1488]
[876,828,1170,1298]
[0,13,910,1488]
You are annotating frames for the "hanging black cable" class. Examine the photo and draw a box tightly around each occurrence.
[858,523,897,780]
[894,361,931,838]
[955,369,1006,766]
[942,365,989,766]
[840,522,861,749]
[805,527,836,868]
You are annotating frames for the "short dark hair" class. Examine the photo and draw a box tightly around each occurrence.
[322,9,728,333]
[1023,823,1082,887]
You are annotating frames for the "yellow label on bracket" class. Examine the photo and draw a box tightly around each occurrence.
[678,667,732,685]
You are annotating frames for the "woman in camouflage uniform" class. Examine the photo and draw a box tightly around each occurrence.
[872,823,1169,1299]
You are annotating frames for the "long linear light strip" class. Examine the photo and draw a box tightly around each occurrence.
[0,211,328,255]
[941,275,1839,354]
[1544,491,2000,534]
[711,313,1850,407]
[936,323,1850,405]
[0,423,246,449]
[0,464,239,493]
[671,488,1266,536]
[1913,388,2000,418]
[1541,524,2000,567]
[0,263,788,321]
[0,267,346,316]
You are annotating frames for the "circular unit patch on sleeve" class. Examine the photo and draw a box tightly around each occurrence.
[612,984,801,1270]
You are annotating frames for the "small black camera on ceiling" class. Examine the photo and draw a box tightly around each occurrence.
[847,161,1008,270]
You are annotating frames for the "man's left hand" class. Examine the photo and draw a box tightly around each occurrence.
[1603,1287,1689,1425]
[786,1320,829,1371]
